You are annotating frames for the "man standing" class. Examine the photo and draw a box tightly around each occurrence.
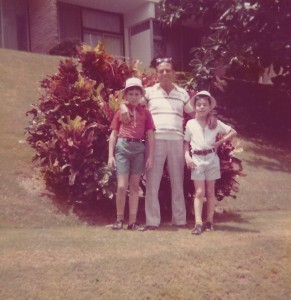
[121,58,195,229]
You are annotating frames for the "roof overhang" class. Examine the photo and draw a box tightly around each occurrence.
[58,0,160,14]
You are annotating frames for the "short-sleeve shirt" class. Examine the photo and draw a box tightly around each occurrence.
[145,83,194,139]
[184,119,232,151]
[110,104,155,139]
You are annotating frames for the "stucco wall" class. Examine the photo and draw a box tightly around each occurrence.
[28,0,59,53]
[124,2,156,67]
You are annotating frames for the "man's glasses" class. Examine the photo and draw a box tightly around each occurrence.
[156,57,172,64]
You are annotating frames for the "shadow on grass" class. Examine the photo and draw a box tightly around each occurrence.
[45,191,116,226]
[220,109,291,148]
[209,211,260,233]
[242,149,291,173]
[48,190,254,230]
[214,224,260,233]
[214,210,251,223]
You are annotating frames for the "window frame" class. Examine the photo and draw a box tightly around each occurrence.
[58,2,125,56]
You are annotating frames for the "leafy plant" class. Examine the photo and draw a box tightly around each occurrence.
[26,43,244,217]
[49,38,82,57]
[215,135,244,200]
[26,44,137,204]
[158,0,291,90]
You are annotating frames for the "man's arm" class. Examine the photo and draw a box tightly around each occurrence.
[119,103,130,124]
[120,96,147,124]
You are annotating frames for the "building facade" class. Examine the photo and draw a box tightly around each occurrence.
[0,0,201,69]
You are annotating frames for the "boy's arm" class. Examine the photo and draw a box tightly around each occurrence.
[145,129,154,171]
[184,96,195,118]
[212,128,237,150]
[108,130,118,168]
[184,140,196,169]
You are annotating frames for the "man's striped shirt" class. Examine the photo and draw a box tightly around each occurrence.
[145,83,194,140]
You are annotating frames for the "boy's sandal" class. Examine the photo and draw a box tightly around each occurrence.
[127,223,144,231]
[191,224,202,235]
[203,221,214,232]
[112,220,123,230]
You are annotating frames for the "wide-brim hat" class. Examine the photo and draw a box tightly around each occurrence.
[124,77,145,95]
[193,90,216,110]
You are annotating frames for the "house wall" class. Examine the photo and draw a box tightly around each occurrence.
[130,28,152,67]
[28,0,59,53]
[124,2,156,67]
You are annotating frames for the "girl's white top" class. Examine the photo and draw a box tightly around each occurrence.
[184,119,232,150]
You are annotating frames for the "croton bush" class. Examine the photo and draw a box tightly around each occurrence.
[26,43,244,217]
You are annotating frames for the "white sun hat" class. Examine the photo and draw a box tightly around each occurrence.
[193,90,216,110]
[124,77,145,94]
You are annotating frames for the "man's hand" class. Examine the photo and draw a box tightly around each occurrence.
[185,155,196,169]
[145,156,153,171]
[120,103,130,124]
[184,141,196,169]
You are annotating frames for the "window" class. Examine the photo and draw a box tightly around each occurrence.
[0,0,29,51]
[83,31,123,57]
[82,9,121,34]
[153,21,165,60]
[58,3,124,57]
[0,2,2,48]
[59,3,81,41]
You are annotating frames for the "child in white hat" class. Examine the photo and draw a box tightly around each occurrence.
[184,91,237,235]
[108,77,155,230]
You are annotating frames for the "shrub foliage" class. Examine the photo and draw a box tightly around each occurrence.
[26,44,244,212]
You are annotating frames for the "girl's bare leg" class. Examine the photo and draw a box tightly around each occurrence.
[193,180,206,225]
[205,180,216,224]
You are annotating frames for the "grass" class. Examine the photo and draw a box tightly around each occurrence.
[0,49,291,300]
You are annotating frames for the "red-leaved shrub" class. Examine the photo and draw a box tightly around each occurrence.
[26,43,244,215]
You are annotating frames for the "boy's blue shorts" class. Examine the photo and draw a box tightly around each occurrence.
[115,138,145,175]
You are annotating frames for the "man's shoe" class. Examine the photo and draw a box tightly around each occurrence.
[127,223,144,231]
[191,224,202,235]
[204,221,214,232]
[112,220,123,230]
[144,225,158,231]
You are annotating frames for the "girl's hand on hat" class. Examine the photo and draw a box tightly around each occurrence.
[207,113,217,129]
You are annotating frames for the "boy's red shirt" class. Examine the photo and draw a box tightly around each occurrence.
[110,105,155,139]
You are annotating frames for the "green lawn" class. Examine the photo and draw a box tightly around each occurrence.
[0,49,290,300]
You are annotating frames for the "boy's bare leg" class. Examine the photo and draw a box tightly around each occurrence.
[116,174,129,221]
[128,174,141,224]
[205,180,216,224]
[193,180,205,225]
